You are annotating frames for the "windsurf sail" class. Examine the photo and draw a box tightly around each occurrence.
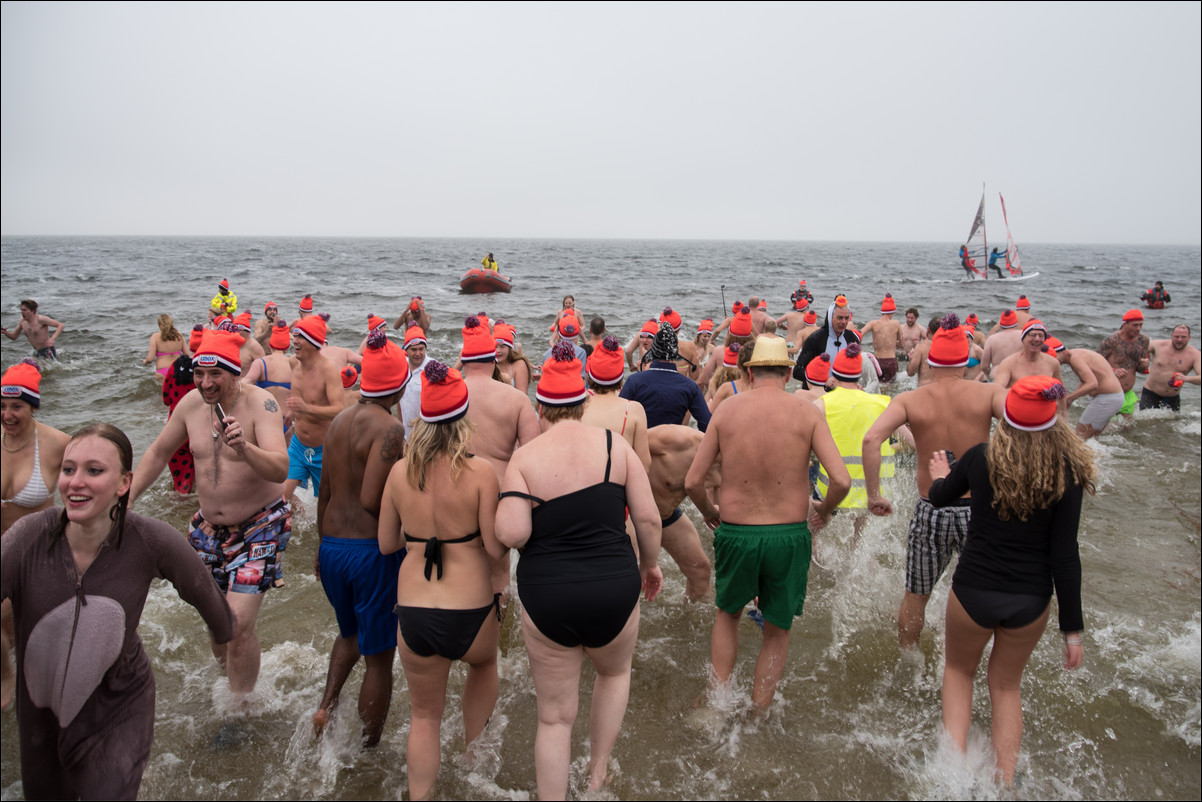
[961,188,987,278]
[999,193,1024,277]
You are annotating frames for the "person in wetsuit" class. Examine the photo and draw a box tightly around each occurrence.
[929,375,1093,787]
[987,248,1006,279]
[497,341,663,799]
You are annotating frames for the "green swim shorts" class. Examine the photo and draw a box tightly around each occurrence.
[714,521,812,631]
[1120,388,1137,416]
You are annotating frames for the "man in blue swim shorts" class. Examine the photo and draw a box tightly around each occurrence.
[283,315,345,504]
[686,337,849,714]
[311,328,410,746]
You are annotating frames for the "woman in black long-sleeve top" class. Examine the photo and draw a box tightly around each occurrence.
[928,375,1095,787]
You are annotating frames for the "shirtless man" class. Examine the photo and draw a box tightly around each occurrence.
[786,310,820,358]
[1099,309,1151,423]
[232,313,266,375]
[284,317,346,505]
[859,295,904,383]
[253,303,280,351]
[3,300,64,360]
[647,425,715,601]
[979,310,1023,381]
[587,316,609,352]
[312,330,409,747]
[986,297,1032,338]
[1052,338,1125,439]
[131,330,289,696]
[749,297,773,335]
[712,300,744,339]
[775,297,810,348]
[292,294,316,329]
[392,297,431,333]
[898,308,926,360]
[460,316,540,596]
[906,318,942,387]
[992,319,1062,389]
[1141,325,1200,412]
[625,320,657,372]
[241,321,295,429]
[862,315,1006,654]
[685,336,849,714]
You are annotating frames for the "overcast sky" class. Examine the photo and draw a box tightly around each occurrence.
[2,1,1199,243]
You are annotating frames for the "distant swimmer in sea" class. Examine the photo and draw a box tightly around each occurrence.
[481,252,498,271]
[394,296,432,333]
[987,248,1006,279]
[1140,281,1171,309]
[3,299,65,361]
[858,294,903,383]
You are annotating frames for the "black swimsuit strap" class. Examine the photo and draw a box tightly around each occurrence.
[499,490,546,505]
[604,428,613,483]
[404,530,482,580]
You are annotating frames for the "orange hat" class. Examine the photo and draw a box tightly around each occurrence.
[1122,309,1144,322]
[722,342,741,368]
[698,318,714,334]
[965,313,979,326]
[805,353,831,386]
[219,278,230,292]
[269,320,291,351]
[420,360,469,423]
[299,294,314,312]
[293,315,327,349]
[189,324,206,353]
[404,325,427,349]
[794,296,809,311]
[1016,295,1031,311]
[803,310,817,326]
[881,294,896,314]
[999,309,1018,328]
[831,343,864,381]
[367,314,387,332]
[341,364,359,389]
[730,308,753,337]
[1021,319,1047,340]
[476,311,492,331]
[461,316,497,362]
[1004,375,1066,432]
[233,312,253,332]
[926,314,970,368]
[732,300,744,315]
[409,297,421,312]
[264,302,278,314]
[1044,335,1065,353]
[587,335,625,385]
[558,315,580,339]
[360,329,410,397]
[834,294,849,309]
[492,321,516,349]
[192,330,243,375]
[536,341,587,407]
[757,300,767,312]
[799,279,807,288]
[659,307,682,332]
[639,319,658,338]
[2,359,42,408]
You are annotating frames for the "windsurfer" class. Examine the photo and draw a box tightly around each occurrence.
[959,245,976,279]
[987,248,1006,279]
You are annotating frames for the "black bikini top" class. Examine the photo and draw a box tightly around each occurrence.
[499,431,614,509]
[404,530,482,580]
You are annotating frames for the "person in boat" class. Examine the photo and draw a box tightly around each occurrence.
[481,252,498,271]
[958,245,976,278]
[987,248,1006,279]
[210,278,238,317]
[1140,281,1171,309]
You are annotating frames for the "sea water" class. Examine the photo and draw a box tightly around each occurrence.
[1,236,1199,799]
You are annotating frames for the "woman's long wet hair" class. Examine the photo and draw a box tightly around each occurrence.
[405,415,476,492]
[48,423,134,551]
[158,313,182,343]
[988,417,1096,521]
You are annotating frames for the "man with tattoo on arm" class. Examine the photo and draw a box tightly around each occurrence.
[131,330,290,700]
[1099,309,1151,425]
[312,329,410,746]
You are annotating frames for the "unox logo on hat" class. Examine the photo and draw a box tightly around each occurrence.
[1,385,21,397]
[195,355,219,367]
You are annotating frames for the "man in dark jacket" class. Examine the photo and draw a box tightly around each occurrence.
[792,295,861,387]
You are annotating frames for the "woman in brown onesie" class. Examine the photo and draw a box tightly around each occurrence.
[1,423,234,800]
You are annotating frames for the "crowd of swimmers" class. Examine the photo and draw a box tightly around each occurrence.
[2,277,1200,799]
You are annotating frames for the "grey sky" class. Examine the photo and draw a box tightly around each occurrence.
[2,1,1199,243]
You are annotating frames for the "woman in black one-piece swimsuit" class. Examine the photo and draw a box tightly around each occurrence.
[497,342,664,800]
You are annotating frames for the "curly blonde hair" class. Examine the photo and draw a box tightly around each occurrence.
[988,418,1096,521]
[405,415,476,492]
